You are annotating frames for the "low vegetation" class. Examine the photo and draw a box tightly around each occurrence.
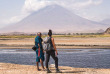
[0,34,110,38]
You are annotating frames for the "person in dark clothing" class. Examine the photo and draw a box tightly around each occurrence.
[45,30,61,73]
[35,32,45,71]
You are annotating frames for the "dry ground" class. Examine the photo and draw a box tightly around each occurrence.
[0,37,110,49]
[0,63,110,74]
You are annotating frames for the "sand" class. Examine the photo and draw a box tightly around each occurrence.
[0,37,110,49]
[0,63,110,74]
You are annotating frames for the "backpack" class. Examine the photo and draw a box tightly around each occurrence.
[43,37,54,51]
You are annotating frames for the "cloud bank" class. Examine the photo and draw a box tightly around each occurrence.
[22,0,103,13]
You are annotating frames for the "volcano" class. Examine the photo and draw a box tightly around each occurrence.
[0,4,107,33]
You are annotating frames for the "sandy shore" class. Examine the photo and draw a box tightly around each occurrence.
[0,63,110,74]
[0,37,110,49]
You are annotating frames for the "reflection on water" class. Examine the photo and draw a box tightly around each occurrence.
[0,49,110,68]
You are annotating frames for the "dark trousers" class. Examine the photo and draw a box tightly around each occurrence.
[45,51,58,69]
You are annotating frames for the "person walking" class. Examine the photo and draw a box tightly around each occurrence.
[45,30,61,73]
[35,32,45,71]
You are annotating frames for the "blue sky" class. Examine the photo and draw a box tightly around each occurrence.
[0,0,25,28]
[0,0,110,29]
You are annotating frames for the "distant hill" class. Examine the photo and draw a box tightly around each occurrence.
[97,29,105,33]
[101,18,110,25]
[105,27,110,34]
[0,4,108,33]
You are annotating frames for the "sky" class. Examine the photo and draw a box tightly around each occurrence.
[0,0,110,29]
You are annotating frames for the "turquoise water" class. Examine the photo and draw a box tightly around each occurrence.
[0,49,110,68]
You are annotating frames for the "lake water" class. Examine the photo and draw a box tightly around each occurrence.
[0,49,110,68]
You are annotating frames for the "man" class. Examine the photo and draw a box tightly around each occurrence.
[35,32,45,71]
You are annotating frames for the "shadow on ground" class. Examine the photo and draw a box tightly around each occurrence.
[50,68,85,73]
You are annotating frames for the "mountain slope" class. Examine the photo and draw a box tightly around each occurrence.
[101,19,110,25]
[0,4,108,33]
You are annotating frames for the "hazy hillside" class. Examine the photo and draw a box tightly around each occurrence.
[0,4,108,33]
[101,18,110,25]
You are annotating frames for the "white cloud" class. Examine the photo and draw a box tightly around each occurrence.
[21,0,103,16]
[9,14,28,24]
[73,0,103,9]
[59,0,104,21]
[77,12,103,21]
[0,14,28,27]
[22,0,55,14]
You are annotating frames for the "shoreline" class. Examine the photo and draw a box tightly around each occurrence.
[0,44,110,49]
[0,63,110,74]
